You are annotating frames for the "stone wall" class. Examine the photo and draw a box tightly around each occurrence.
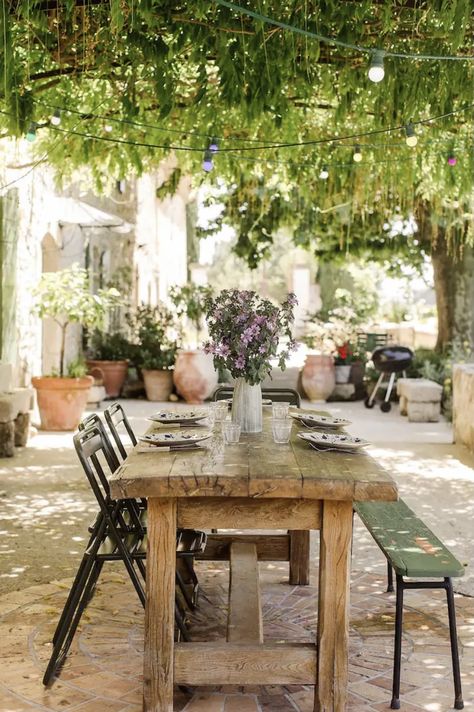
[452,364,474,449]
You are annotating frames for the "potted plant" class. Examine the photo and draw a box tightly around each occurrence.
[31,265,122,430]
[204,289,297,432]
[169,283,218,403]
[128,304,180,401]
[301,320,337,402]
[86,330,130,398]
[334,342,354,384]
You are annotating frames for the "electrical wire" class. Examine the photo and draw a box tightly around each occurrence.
[214,0,474,62]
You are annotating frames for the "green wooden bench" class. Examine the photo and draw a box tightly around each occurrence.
[355,499,465,710]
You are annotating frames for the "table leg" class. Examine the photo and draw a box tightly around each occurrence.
[288,530,310,585]
[315,500,353,712]
[144,498,177,712]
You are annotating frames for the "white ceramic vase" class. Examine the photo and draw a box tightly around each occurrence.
[231,377,262,433]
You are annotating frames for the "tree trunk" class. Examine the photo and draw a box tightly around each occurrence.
[416,200,474,352]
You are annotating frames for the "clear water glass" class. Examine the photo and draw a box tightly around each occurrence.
[272,401,290,418]
[223,421,241,444]
[272,417,292,444]
[209,401,228,423]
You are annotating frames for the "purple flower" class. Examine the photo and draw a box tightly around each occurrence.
[286,293,298,307]
[235,355,245,369]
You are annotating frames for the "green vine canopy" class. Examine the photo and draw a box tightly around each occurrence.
[1,0,473,266]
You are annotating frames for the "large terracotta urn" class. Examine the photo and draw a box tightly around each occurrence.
[86,359,128,398]
[32,376,93,431]
[142,369,174,401]
[301,354,336,402]
[173,350,218,404]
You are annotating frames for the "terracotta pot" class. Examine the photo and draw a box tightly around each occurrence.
[173,350,218,404]
[301,354,336,402]
[86,359,128,398]
[142,369,173,401]
[32,376,94,431]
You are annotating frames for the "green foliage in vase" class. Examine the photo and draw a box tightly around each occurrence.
[32,265,123,377]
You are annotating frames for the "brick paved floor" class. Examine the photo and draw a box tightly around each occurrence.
[0,563,473,712]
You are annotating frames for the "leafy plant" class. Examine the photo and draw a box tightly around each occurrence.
[32,265,122,377]
[66,358,88,378]
[204,290,297,385]
[168,283,214,347]
[88,330,131,361]
[127,304,180,371]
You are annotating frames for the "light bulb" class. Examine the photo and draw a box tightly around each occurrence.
[26,122,37,142]
[353,144,362,163]
[209,137,218,153]
[368,50,385,83]
[319,166,329,180]
[104,123,113,133]
[50,109,61,126]
[448,155,457,166]
[202,150,213,172]
[405,123,417,147]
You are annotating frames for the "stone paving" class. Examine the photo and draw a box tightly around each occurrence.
[0,562,473,711]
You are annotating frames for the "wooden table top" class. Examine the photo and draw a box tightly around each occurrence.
[110,411,398,502]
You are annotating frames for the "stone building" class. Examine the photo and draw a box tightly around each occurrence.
[0,143,192,387]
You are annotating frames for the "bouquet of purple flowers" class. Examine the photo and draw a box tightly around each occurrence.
[204,289,298,385]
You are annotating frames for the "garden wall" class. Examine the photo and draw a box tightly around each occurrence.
[452,364,474,450]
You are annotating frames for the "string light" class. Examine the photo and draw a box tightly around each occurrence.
[209,137,219,153]
[26,122,37,142]
[448,154,457,165]
[405,123,418,147]
[353,144,362,162]
[104,123,113,133]
[50,109,61,126]
[319,165,329,180]
[202,149,214,172]
[368,50,385,83]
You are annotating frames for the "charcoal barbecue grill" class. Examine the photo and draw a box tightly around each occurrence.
[364,346,413,412]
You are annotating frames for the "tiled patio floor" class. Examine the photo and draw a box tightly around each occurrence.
[1,564,473,712]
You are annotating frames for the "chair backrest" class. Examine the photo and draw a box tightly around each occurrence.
[104,402,137,460]
[213,385,300,407]
[78,413,120,473]
[357,332,388,352]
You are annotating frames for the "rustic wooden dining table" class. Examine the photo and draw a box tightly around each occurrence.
[110,412,398,712]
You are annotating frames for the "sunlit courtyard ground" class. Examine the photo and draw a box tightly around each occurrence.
[0,398,473,711]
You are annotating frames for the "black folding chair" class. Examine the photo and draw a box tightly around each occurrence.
[43,425,189,687]
[104,402,137,459]
[81,411,206,608]
[213,385,301,406]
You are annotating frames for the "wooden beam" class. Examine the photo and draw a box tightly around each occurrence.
[174,642,317,685]
[196,533,290,561]
[289,529,311,585]
[177,497,321,530]
[144,498,176,712]
[227,542,263,643]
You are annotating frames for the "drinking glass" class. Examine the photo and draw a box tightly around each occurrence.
[223,421,241,444]
[209,401,228,424]
[272,401,290,418]
[272,417,292,444]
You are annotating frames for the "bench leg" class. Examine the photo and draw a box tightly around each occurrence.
[387,561,394,593]
[445,577,464,710]
[289,529,310,585]
[391,574,404,709]
[0,421,15,457]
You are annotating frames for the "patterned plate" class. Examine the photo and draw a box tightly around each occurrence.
[290,412,351,428]
[297,431,368,450]
[138,430,212,446]
[148,410,208,424]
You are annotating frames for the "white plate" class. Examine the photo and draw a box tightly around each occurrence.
[291,412,351,428]
[139,430,212,446]
[148,410,208,424]
[297,431,368,450]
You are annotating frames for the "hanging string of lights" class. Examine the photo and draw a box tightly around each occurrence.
[213,0,474,74]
